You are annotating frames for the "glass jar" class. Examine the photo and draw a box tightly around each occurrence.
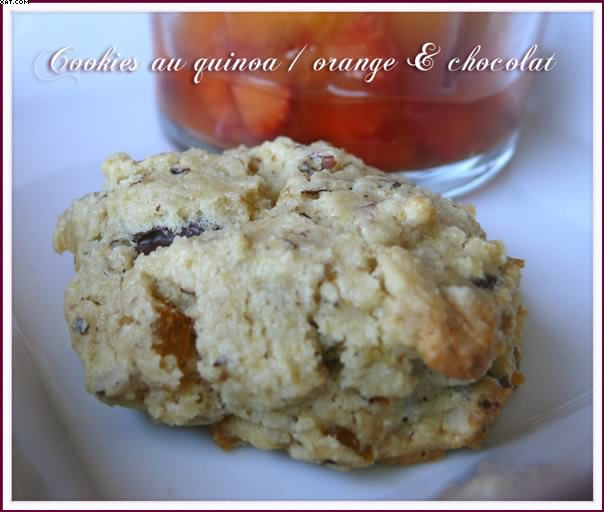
[152,12,544,196]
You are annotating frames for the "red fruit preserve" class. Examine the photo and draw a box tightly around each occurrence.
[152,12,543,173]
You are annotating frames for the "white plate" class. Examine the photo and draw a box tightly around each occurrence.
[11,110,594,502]
[11,12,594,501]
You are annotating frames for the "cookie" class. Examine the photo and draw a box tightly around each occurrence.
[54,137,525,469]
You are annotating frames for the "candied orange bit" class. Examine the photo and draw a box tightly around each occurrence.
[511,371,525,386]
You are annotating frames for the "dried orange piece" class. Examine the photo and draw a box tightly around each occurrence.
[173,12,228,60]
[232,80,291,140]
[224,12,333,56]
[197,73,243,144]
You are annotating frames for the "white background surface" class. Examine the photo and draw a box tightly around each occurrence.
[10,11,595,501]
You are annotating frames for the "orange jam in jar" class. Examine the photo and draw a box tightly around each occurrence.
[152,12,543,190]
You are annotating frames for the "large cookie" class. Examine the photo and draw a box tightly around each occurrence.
[54,137,525,469]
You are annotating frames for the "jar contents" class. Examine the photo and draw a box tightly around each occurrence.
[153,13,540,172]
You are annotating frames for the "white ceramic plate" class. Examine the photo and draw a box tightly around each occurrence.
[10,12,594,501]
